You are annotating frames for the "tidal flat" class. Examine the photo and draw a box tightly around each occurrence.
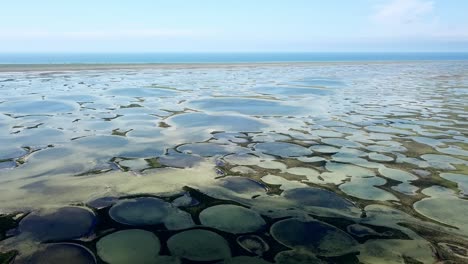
[0,62,467,263]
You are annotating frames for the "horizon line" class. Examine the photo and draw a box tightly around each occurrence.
[2,51,468,54]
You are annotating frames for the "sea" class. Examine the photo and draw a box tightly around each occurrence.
[0,52,467,64]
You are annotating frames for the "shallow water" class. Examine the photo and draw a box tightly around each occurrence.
[0,62,467,263]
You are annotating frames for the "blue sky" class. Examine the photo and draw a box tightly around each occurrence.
[1,0,467,52]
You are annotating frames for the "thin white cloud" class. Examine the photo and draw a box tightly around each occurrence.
[372,0,434,25]
[369,0,464,38]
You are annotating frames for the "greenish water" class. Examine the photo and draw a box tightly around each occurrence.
[0,62,467,263]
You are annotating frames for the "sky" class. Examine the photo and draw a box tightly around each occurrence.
[1,0,467,52]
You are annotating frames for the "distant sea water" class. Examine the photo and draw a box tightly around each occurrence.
[0,52,468,64]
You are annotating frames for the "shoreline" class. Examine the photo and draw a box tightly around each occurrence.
[0,60,466,73]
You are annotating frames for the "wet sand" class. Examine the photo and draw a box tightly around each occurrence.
[0,62,467,263]
[0,60,460,72]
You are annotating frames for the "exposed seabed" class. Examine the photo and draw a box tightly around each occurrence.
[0,62,467,263]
